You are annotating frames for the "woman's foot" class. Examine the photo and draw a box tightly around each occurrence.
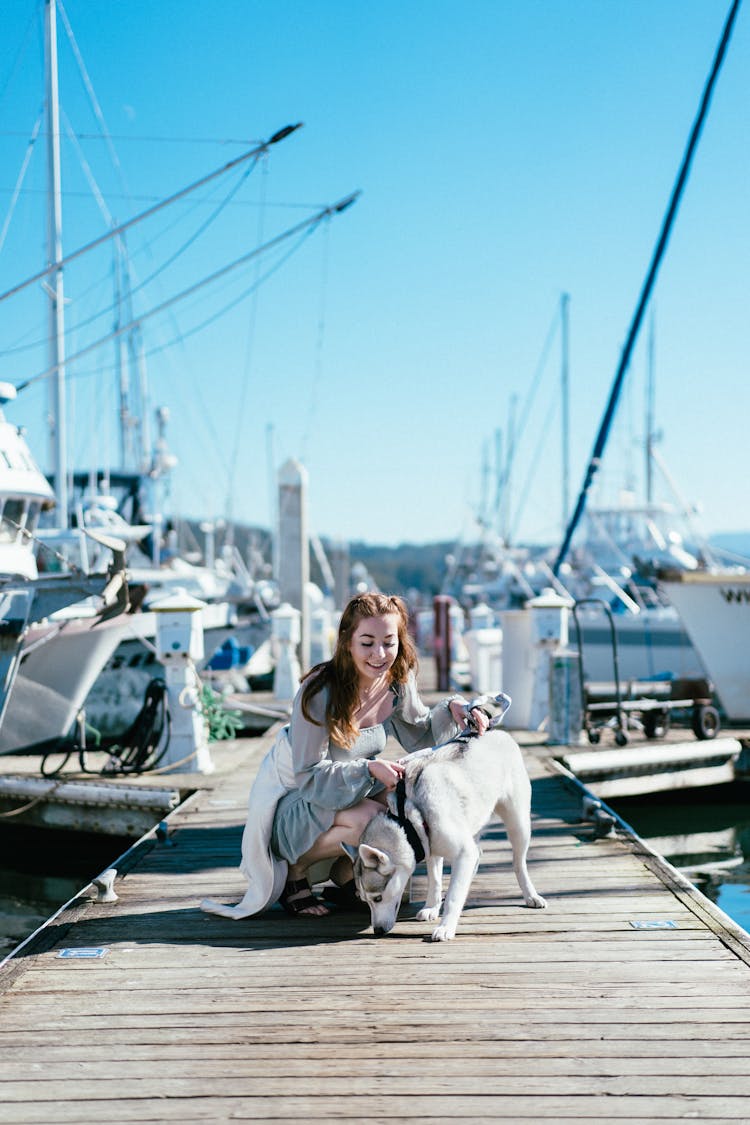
[279,877,330,917]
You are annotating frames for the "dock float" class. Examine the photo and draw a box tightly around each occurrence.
[560,736,745,799]
[2,727,750,1122]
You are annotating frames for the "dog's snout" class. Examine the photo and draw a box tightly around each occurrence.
[373,926,386,937]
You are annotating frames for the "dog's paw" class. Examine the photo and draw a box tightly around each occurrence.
[416,905,441,922]
[430,923,456,942]
[525,892,547,909]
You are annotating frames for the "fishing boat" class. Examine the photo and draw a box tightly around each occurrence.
[657,568,750,722]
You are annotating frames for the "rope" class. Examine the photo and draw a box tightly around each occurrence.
[0,777,67,819]
[38,678,171,779]
[98,678,171,775]
[0,514,87,575]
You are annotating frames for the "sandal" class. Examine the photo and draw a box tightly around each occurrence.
[322,879,369,913]
[279,878,329,917]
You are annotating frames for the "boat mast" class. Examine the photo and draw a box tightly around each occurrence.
[113,239,132,469]
[552,0,741,578]
[501,396,516,545]
[560,292,570,532]
[44,0,68,526]
[645,310,655,505]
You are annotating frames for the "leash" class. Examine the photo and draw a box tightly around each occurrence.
[384,692,512,865]
[428,692,511,753]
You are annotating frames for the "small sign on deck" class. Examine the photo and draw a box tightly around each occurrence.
[629,920,678,930]
[58,947,109,959]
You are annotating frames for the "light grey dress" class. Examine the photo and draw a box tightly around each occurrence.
[270,670,464,863]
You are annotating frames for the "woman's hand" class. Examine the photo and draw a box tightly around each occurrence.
[448,699,490,736]
[367,758,405,790]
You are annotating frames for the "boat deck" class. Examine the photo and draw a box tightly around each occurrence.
[2,717,750,1122]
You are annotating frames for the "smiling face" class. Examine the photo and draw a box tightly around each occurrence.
[349,612,400,689]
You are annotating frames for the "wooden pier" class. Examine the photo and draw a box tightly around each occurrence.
[2,719,750,1121]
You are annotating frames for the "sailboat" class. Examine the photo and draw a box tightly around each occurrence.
[0,1,227,754]
[1,3,360,751]
[0,381,131,754]
[443,295,709,692]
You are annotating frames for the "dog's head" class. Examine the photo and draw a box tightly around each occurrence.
[343,840,411,936]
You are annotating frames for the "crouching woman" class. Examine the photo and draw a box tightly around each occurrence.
[201,592,488,920]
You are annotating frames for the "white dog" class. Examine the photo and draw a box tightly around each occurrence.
[344,726,546,941]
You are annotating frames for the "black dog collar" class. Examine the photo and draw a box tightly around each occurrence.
[387,777,426,864]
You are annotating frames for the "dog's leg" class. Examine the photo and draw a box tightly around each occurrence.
[497,799,547,909]
[430,841,479,941]
[416,853,443,922]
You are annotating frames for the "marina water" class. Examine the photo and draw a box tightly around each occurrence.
[611,784,750,935]
[0,824,135,958]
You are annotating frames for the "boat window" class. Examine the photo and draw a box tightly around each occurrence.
[26,502,41,533]
[0,498,25,542]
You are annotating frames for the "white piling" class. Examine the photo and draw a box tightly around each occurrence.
[277,458,310,671]
[153,591,214,774]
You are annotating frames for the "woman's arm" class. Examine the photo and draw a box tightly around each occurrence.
[287,688,374,809]
[388,671,470,753]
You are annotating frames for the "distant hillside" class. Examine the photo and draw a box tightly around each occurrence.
[176,519,452,596]
[709,531,750,561]
[346,540,454,597]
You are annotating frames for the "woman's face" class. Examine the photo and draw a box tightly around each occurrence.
[349,612,400,686]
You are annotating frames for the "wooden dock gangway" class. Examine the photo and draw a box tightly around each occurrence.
[2,723,750,1123]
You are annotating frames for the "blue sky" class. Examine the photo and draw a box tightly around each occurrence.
[0,1,747,549]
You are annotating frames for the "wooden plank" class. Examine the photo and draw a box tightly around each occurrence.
[5,992,750,1020]
[3,1073,750,1100]
[1,1093,749,1123]
[7,1052,750,1079]
[2,1020,749,1047]
[2,1037,750,1061]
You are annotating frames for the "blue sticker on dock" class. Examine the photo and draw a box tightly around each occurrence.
[58,947,109,958]
[629,920,677,929]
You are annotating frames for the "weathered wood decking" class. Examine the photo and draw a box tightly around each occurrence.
[2,720,750,1122]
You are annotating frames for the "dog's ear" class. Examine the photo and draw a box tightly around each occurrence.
[340,842,359,864]
[358,843,394,873]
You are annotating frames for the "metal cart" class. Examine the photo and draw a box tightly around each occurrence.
[570,597,720,746]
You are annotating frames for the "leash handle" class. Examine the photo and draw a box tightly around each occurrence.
[465,691,512,731]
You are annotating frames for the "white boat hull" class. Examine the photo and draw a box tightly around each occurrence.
[659,572,750,721]
[0,614,132,754]
[82,607,267,739]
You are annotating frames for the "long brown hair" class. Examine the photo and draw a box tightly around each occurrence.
[301,592,418,748]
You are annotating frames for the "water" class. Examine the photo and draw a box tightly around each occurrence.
[0,824,135,958]
[610,783,750,935]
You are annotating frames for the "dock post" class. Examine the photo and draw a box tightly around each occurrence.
[433,595,453,692]
[277,458,310,672]
[153,592,214,774]
[501,590,572,729]
[329,539,350,611]
[548,648,583,745]
[272,601,302,701]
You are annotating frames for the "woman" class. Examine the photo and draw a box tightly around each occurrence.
[201,592,488,921]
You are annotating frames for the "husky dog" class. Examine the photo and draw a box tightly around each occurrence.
[344,716,546,941]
